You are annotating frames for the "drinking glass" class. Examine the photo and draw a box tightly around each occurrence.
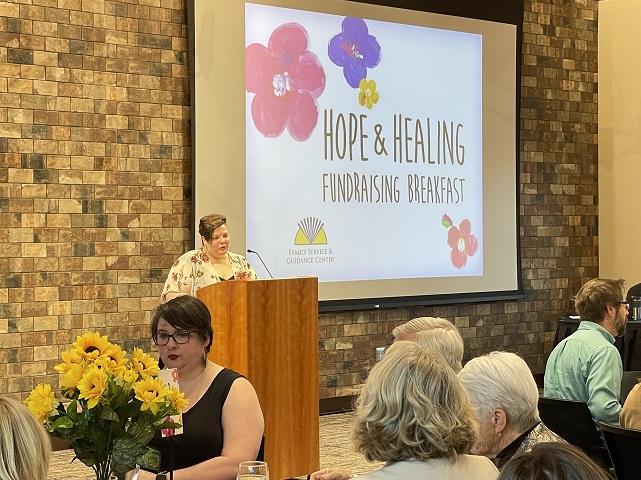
[237,461,268,480]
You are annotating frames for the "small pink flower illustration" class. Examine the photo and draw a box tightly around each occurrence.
[446,218,478,269]
[246,23,326,141]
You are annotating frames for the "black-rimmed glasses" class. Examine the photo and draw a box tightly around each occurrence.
[620,302,630,311]
[152,330,194,346]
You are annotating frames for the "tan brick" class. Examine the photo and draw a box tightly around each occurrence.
[33,344,59,361]
[82,256,105,270]
[8,228,33,242]
[22,244,47,257]
[7,78,33,93]
[0,123,22,138]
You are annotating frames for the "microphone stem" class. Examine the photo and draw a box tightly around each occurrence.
[248,250,274,278]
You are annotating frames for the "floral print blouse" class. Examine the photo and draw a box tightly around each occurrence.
[161,250,258,302]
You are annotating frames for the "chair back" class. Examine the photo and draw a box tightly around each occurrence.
[538,397,610,468]
[600,422,641,480]
[621,371,641,404]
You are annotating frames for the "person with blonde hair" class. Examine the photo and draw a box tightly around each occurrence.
[459,352,564,469]
[393,316,464,372]
[497,442,611,480]
[311,341,498,480]
[0,396,51,480]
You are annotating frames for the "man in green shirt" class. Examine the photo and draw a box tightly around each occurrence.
[544,278,628,427]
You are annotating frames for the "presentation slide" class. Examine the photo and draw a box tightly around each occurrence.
[191,0,520,308]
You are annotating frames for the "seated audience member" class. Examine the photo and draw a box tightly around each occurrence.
[497,442,611,480]
[311,342,498,480]
[393,316,464,372]
[621,381,641,429]
[459,352,564,469]
[544,278,626,427]
[140,296,264,480]
[0,396,51,480]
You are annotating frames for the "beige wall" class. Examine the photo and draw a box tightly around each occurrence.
[598,0,641,289]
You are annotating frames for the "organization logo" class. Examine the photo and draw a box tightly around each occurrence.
[288,217,334,265]
[294,216,327,245]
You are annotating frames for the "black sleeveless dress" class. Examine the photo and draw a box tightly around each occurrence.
[149,368,243,471]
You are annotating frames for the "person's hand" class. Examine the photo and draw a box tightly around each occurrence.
[131,469,157,480]
[236,270,252,280]
[309,468,353,480]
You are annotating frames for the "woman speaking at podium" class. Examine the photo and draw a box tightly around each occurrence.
[161,213,258,303]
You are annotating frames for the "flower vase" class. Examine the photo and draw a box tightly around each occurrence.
[93,459,117,480]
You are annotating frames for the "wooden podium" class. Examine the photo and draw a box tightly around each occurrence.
[197,277,319,480]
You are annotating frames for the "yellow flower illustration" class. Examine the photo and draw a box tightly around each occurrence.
[358,78,380,110]
[134,377,169,415]
[78,365,108,409]
[131,347,160,379]
[167,388,188,414]
[73,332,113,361]
[25,383,59,423]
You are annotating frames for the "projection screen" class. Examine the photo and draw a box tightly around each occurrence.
[188,0,522,310]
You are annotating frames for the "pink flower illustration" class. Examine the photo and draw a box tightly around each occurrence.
[447,219,478,269]
[246,23,326,141]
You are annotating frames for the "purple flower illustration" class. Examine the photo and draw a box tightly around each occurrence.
[328,17,382,88]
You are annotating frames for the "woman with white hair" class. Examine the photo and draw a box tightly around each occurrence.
[311,342,498,480]
[458,351,564,469]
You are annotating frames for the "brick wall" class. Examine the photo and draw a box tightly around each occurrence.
[0,0,599,400]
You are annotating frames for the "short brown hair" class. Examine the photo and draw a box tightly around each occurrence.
[353,341,477,463]
[198,213,227,241]
[151,295,214,354]
[498,442,611,480]
[573,278,625,323]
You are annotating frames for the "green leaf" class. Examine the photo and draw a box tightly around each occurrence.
[111,437,148,474]
[52,416,75,429]
[67,399,78,421]
[100,404,119,422]
[138,446,162,472]
[128,421,156,444]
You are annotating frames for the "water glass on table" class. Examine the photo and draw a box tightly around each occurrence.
[237,461,269,480]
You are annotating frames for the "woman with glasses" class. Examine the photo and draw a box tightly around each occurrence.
[161,213,258,303]
[142,295,264,480]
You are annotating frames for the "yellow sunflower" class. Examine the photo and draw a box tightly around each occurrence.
[167,388,188,414]
[133,377,169,415]
[95,343,128,378]
[72,332,113,361]
[60,362,87,396]
[54,348,85,374]
[131,348,160,378]
[122,367,139,385]
[25,383,59,424]
[77,365,108,409]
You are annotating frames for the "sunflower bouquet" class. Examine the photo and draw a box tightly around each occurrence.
[26,332,187,480]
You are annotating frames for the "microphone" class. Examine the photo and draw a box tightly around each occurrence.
[247,249,274,278]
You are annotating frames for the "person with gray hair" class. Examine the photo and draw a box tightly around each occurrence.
[392,316,464,372]
[459,351,564,470]
[310,342,498,480]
